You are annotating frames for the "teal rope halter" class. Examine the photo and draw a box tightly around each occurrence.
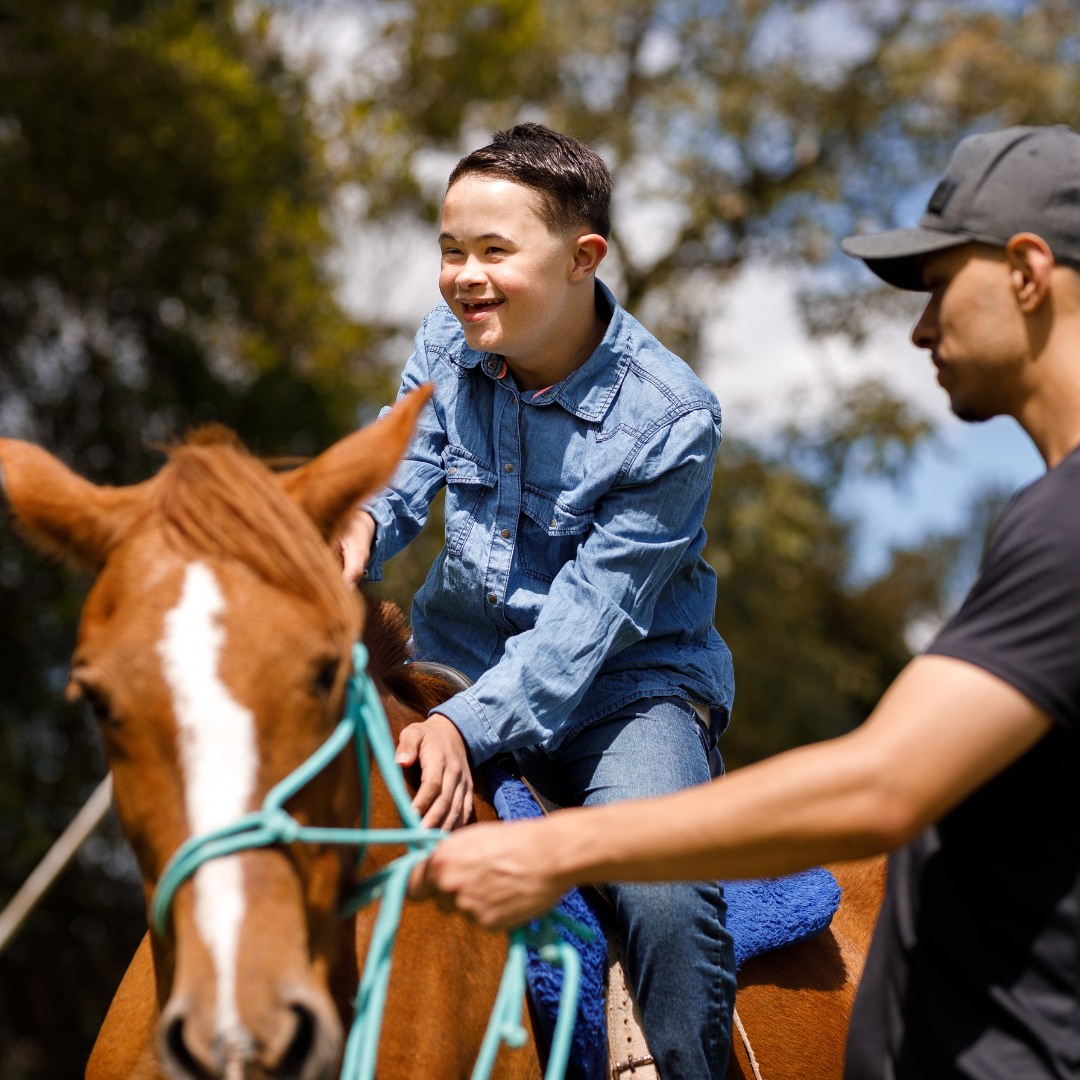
[150,642,589,1080]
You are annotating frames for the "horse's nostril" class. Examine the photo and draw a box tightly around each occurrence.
[162,1014,214,1080]
[160,994,336,1080]
[279,1003,317,1078]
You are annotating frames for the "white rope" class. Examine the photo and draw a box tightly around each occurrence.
[0,773,113,955]
[733,1006,763,1080]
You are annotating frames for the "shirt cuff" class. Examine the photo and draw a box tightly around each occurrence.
[431,691,501,766]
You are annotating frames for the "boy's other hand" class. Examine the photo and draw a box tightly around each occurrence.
[335,507,376,585]
[396,713,474,830]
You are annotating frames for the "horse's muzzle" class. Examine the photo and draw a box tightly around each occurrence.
[158,986,343,1080]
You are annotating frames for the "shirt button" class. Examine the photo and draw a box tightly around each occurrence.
[549,517,558,528]
[500,528,511,539]
[447,466,457,475]
[504,463,514,473]
[487,592,498,604]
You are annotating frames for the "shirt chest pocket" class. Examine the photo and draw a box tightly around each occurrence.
[518,487,594,583]
[443,448,497,556]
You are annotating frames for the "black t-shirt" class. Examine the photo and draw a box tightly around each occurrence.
[845,447,1080,1080]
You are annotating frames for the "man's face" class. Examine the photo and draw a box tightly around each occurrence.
[438,176,580,371]
[911,244,1028,422]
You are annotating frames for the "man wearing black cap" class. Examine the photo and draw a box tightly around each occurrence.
[412,126,1080,1079]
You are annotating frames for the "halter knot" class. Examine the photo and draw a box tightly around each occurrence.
[268,809,302,844]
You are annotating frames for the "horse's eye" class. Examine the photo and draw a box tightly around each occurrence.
[312,659,340,698]
[67,679,115,727]
[86,691,113,726]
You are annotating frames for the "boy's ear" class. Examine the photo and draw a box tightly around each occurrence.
[571,233,608,279]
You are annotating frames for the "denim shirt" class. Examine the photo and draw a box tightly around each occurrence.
[365,281,735,765]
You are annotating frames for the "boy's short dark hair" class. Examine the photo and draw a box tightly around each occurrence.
[447,122,612,239]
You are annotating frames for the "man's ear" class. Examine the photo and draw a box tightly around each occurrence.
[1007,233,1055,313]
[570,233,608,279]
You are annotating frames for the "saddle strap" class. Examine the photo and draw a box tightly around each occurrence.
[733,1007,763,1080]
[609,935,763,1080]
[606,933,660,1080]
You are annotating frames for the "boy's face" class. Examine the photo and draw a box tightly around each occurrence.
[438,176,585,371]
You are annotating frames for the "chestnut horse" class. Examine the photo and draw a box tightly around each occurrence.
[1,388,537,1080]
[0,389,884,1080]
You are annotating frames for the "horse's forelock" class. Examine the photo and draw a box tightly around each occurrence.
[154,437,359,644]
[180,423,246,451]
[151,431,448,713]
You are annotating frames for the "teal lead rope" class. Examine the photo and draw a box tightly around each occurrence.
[150,642,590,1080]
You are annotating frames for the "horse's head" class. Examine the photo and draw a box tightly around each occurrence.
[0,387,431,1080]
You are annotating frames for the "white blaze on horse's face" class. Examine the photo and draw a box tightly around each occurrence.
[157,559,256,1042]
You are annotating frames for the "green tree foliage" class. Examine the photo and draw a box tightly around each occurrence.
[340,0,1080,350]
[0,0,389,461]
[705,381,955,765]
[0,1,384,1074]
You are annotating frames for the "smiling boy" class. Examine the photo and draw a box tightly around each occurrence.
[339,122,736,1076]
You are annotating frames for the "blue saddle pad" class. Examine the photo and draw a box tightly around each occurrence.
[724,868,841,969]
[484,766,842,1080]
[485,764,609,1080]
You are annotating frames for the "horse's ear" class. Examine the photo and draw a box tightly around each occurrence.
[279,385,434,540]
[0,439,146,571]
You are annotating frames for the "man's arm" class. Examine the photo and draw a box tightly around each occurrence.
[410,654,1052,928]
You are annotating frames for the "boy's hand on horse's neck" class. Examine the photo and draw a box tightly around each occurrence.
[395,713,475,830]
[335,507,376,586]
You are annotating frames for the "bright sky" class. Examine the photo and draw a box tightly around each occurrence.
[702,263,1045,579]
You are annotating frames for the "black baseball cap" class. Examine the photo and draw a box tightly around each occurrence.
[841,125,1080,290]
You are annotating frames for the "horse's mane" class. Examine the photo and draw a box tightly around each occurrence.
[153,427,360,646]
[363,598,457,716]
[153,426,452,714]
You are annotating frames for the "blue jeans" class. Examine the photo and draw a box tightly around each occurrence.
[515,698,735,1078]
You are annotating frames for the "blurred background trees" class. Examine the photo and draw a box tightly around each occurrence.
[0,0,1074,1073]
[1,1,387,1071]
